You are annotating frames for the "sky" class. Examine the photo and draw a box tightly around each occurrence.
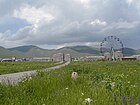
[0,0,140,49]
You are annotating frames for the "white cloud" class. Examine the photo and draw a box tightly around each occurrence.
[13,4,54,25]
[116,21,139,29]
[74,0,90,8]
[126,0,134,5]
[90,19,107,26]
[80,0,90,8]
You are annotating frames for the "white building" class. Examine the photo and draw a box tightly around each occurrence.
[79,56,104,61]
[104,51,123,61]
[1,58,13,62]
[32,57,51,62]
[52,53,64,62]
[132,55,140,60]
[1,57,17,62]
[114,51,123,60]
[64,54,71,61]
[104,52,112,60]
[12,56,16,61]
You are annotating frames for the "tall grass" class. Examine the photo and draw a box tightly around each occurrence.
[0,61,140,105]
[0,62,57,75]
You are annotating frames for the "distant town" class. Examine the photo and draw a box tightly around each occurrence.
[1,51,140,62]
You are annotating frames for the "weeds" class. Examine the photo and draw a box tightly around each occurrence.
[0,61,140,105]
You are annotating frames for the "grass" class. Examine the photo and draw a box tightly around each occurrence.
[0,62,58,75]
[0,61,140,105]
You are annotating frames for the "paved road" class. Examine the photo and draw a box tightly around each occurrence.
[0,61,70,85]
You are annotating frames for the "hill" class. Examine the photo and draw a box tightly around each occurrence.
[0,46,22,58]
[123,48,136,56]
[8,45,100,58]
[0,45,139,58]
[63,46,100,55]
[8,45,44,53]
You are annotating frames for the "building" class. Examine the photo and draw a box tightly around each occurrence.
[22,58,32,62]
[12,56,16,62]
[1,58,13,62]
[1,56,17,62]
[132,55,140,60]
[104,52,112,60]
[104,51,123,61]
[114,51,123,61]
[52,53,72,62]
[52,53,64,62]
[80,56,104,61]
[64,54,71,61]
[122,57,136,61]
[32,57,51,62]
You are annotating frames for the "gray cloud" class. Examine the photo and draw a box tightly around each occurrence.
[0,0,140,48]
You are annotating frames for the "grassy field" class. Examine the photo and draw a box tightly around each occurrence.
[0,61,140,105]
[0,62,58,75]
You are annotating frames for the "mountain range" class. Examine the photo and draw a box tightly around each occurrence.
[0,45,139,58]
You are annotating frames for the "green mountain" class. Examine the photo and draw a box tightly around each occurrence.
[8,45,48,57]
[56,47,98,57]
[63,46,100,55]
[135,49,140,55]
[8,45,43,53]
[8,45,100,58]
[123,48,136,56]
[0,45,139,58]
[0,46,22,58]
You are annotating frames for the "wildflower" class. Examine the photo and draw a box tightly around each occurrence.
[29,76,32,80]
[101,80,107,83]
[81,93,84,96]
[84,98,93,103]
[65,87,68,90]
[131,85,136,88]
[111,82,115,89]
[22,80,25,83]
[71,72,78,80]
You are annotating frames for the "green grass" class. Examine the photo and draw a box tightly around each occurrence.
[0,62,58,75]
[0,61,140,105]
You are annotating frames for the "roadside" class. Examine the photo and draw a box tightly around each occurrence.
[0,61,62,75]
[0,61,70,85]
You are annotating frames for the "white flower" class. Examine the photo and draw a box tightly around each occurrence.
[81,93,84,96]
[22,80,25,83]
[65,87,68,90]
[131,85,136,88]
[111,82,115,89]
[101,80,107,83]
[29,76,32,80]
[84,98,93,103]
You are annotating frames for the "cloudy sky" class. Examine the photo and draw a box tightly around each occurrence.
[0,0,140,49]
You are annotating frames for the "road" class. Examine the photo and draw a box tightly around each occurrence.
[0,61,70,85]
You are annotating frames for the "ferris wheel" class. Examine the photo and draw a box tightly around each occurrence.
[100,36,124,60]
